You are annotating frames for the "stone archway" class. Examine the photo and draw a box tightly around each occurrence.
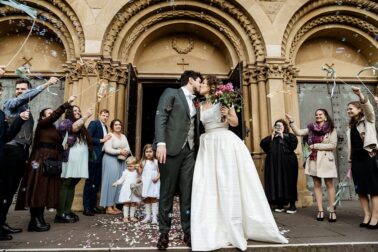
[282,0,378,204]
[98,0,268,157]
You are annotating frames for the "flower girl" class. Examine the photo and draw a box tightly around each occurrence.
[112,156,141,222]
[139,144,160,224]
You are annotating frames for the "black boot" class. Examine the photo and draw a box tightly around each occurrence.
[28,216,50,232]
[0,226,12,241]
[38,215,51,229]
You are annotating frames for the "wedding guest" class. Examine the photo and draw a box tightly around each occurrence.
[286,110,337,222]
[140,144,160,224]
[0,77,58,236]
[83,109,112,216]
[347,86,378,229]
[100,119,130,215]
[260,119,299,213]
[15,96,77,231]
[55,105,93,223]
[0,79,29,241]
[113,156,141,222]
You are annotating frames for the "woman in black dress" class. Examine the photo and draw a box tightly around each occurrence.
[347,86,378,229]
[260,119,298,214]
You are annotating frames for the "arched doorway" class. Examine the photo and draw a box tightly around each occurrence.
[101,1,260,158]
[126,23,242,157]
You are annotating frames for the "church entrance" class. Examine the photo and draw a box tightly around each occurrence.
[140,80,180,151]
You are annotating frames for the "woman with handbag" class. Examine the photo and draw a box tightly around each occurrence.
[55,105,93,223]
[15,96,77,231]
[286,110,338,222]
[100,119,131,214]
[347,86,378,229]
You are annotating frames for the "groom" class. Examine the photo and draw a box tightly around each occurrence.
[154,70,202,249]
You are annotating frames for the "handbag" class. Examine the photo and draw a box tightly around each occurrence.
[117,154,126,161]
[130,181,143,198]
[43,159,62,176]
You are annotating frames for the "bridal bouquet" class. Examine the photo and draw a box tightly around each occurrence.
[208,82,243,113]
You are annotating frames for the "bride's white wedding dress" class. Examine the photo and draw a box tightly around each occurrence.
[191,103,288,251]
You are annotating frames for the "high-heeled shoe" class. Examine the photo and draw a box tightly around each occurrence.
[367,221,378,229]
[316,211,324,221]
[328,211,337,222]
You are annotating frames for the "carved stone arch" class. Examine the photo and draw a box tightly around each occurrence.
[282,0,378,58]
[101,0,265,63]
[287,14,378,62]
[0,15,74,59]
[126,19,240,67]
[15,0,86,57]
[117,10,247,64]
[291,24,378,67]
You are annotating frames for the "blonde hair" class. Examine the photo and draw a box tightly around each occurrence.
[126,156,137,166]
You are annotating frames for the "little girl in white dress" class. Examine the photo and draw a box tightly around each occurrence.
[113,156,141,222]
[139,144,160,224]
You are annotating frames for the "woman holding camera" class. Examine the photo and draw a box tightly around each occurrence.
[286,110,337,222]
[260,119,299,213]
[99,119,131,215]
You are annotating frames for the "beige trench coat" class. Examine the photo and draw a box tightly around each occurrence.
[290,124,338,178]
[346,99,378,161]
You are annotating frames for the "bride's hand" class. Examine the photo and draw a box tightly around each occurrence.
[220,106,230,117]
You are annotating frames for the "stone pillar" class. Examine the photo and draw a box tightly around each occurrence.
[264,59,312,207]
[64,57,130,211]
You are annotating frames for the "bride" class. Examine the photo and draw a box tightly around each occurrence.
[191,75,288,251]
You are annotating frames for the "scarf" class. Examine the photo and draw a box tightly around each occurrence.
[307,122,330,161]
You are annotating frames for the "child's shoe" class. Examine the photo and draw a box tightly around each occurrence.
[151,216,158,224]
[130,217,138,222]
[142,204,151,223]
[122,217,129,223]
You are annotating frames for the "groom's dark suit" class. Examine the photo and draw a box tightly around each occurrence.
[154,87,198,236]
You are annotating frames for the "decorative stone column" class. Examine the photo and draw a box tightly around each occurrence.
[265,58,312,208]
[64,57,128,211]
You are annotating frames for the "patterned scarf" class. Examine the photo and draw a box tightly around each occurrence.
[307,122,330,161]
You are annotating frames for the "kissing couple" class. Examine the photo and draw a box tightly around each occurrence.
[154,70,288,251]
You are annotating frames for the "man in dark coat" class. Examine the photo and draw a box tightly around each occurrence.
[0,75,57,238]
[83,109,111,216]
[154,70,202,249]
[0,72,29,240]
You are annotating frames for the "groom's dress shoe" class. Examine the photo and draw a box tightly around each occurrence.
[157,233,169,250]
[2,223,22,234]
[0,226,12,240]
[183,233,191,247]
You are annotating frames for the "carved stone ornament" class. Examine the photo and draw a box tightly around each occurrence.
[171,36,194,54]
[103,0,264,62]
[64,60,128,85]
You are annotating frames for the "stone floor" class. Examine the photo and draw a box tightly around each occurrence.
[0,200,377,251]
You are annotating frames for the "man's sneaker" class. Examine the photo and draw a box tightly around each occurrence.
[286,206,297,214]
[274,208,285,213]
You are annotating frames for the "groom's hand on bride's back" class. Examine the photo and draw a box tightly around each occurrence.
[156,145,167,164]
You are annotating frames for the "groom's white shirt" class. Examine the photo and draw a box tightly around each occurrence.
[181,87,196,118]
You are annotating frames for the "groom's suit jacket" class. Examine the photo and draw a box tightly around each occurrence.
[154,88,200,156]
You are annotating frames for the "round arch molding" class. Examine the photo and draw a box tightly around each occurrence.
[0,0,85,59]
[101,0,266,65]
[282,0,378,62]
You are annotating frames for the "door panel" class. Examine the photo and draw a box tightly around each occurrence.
[125,64,138,155]
[226,62,245,139]
[298,82,377,201]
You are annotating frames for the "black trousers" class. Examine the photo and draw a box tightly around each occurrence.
[0,144,29,225]
[158,144,195,235]
[83,160,102,210]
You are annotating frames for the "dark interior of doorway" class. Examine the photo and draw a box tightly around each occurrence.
[141,80,180,149]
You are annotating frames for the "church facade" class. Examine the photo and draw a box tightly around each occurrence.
[0,0,377,207]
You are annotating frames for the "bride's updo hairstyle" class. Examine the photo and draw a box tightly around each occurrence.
[204,75,222,96]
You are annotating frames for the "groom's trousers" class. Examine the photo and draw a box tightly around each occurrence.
[158,144,195,235]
